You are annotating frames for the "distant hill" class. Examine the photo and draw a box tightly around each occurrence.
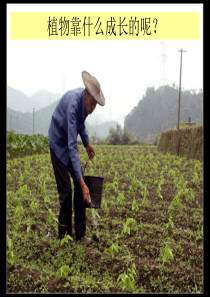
[86,112,108,126]
[7,85,62,113]
[7,86,40,112]
[124,85,203,141]
[7,86,117,139]
[85,121,118,140]
[7,107,34,134]
[30,90,62,109]
[7,85,203,141]
[7,85,122,139]
[7,103,118,139]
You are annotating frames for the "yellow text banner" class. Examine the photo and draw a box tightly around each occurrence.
[10,12,200,40]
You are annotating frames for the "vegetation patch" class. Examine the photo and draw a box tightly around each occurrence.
[158,125,203,161]
[7,145,203,292]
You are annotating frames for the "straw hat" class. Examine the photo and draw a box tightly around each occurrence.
[82,71,105,106]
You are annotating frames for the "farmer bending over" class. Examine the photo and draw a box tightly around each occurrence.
[48,71,105,244]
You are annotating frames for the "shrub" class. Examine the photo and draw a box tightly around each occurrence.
[158,125,203,161]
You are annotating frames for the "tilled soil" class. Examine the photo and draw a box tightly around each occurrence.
[7,146,203,293]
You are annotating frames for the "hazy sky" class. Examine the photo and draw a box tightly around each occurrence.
[7,4,203,121]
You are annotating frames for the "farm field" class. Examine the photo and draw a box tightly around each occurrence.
[7,145,203,293]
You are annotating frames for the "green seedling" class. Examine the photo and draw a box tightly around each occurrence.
[168,194,182,213]
[60,234,73,246]
[196,225,203,242]
[132,198,139,212]
[117,192,125,204]
[159,244,174,265]
[44,195,50,203]
[165,217,174,232]
[56,265,72,280]
[141,186,150,206]
[7,236,17,266]
[105,180,119,194]
[167,168,176,179]
[111,180,119,193]
[14,205,24,218]
[17,184,28,196]
[30,201,39,212]
[40,186,46,195]
[156,178,164,200]
[117,264,137,292]
[46,208,58,228]
[192,172,200,188]
[104,240,122,260]
[184,188,195,202]
[7,143,203,293]
[121,218,137,236]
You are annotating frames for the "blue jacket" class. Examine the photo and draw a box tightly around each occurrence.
[48,88,89,182]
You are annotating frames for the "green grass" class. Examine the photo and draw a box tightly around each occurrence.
[7,146,203,293]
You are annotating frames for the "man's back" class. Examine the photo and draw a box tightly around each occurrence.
[48,88,89,181]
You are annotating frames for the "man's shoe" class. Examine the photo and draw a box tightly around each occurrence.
[79,236,94,246]
[58,223,67,240]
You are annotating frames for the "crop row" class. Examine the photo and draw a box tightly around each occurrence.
[7,146,203,293]
[7,131,49,158]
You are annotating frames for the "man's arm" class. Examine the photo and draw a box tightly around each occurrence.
[67,104,91,204]
[79,122,89,148]
[78,177,91,204]
[79,122,96,159]
[67,123,82,181]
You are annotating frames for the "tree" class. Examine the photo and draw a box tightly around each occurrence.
[121,126,131,145]
[124,85,203,141]
[108,124,122,145]
[151,132,161,146]
[91,131,102,144]
[108,124,132,145]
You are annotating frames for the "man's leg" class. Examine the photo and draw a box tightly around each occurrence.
[50,147,73,239]
[67,158,86,241]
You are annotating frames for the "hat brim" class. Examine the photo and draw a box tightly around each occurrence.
[82,71,105,106]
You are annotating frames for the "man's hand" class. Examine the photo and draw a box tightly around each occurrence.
[79,177,91,205]
[86,143,96,159]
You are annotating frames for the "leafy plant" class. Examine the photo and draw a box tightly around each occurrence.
[104,241,122,260]
[44,195,50,204]
[141,186,150,206]
[159,244,174,265]
[7,145,203,293]
[14,205,24,218]
[117,192,125,204]
[184,188,195,202]
[110,180,119,193]
[192,172,200,188]
[30,201,39,212]
[196,225,203,242]
[7,132,49,158]
[7,236,17,266]
[56,265,72,280]
[17,184,28,196]
[168,194,183,213]
[46,208,58,228]
[132,198,139,211]
[60,234,73,246]
[165,217,174,232]
[121,218,137,236]
[117,264,137,292]
[27,225,35,237]
[156,177,164,200]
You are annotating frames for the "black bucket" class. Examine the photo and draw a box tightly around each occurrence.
[84,176,104,208]
[81,161,104,208]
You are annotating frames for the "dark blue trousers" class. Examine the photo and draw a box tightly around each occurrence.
[50,146,86,241]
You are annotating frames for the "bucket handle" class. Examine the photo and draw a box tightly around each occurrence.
[82,152,94,177]
[82,159,93,208]
[82,160,88,177]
